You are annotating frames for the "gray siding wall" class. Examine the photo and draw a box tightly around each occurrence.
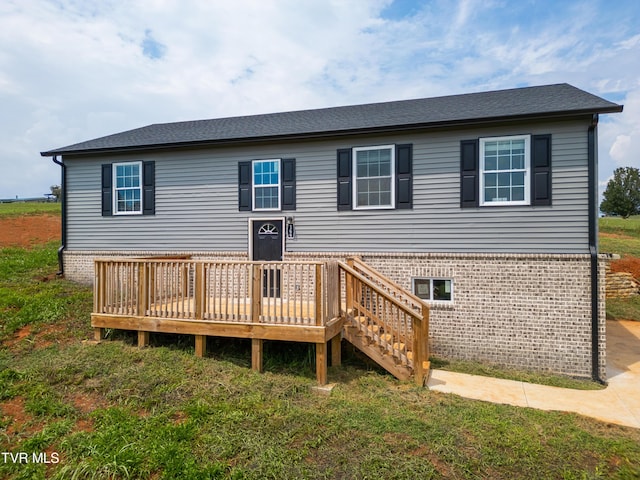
[64,118,591,254]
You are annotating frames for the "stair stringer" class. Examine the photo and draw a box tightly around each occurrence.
[341,316,413,381]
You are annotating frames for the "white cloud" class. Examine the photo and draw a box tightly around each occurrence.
[0,0,639,199]
[610,135,632,163]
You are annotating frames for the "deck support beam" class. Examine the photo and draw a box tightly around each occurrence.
[138,331,149,348]
[331,335,341,367]
[195,335,206,357]
[252,339,263,372]
[316,342,328,385]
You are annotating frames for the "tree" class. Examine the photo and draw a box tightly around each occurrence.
[50,185,61,202]
[600,167,640,218]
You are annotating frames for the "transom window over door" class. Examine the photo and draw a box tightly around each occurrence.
[113,162,142,214]
[480,135,530,206]
[353,145,395,209]
[253,159,280,210]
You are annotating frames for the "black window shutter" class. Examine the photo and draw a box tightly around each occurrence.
[101,164,112,216]
[395,144,413,209]
[281,158,296,211]
[460,139,479,208]
[142,161,155,215]
[337,148,352,211]
[531,134,552,206]
[238,161,252,211]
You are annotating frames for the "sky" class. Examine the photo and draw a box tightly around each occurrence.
[0,0,639,200]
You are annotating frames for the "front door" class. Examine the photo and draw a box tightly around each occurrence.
[252,220,283,297]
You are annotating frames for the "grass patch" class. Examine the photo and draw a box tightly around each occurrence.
[600,233,640,259]
[2,340,639,479]
[606,296,640,322]
[0,242,93,341]
[600,215,640,237]
[429,357,604,390]
[0,202,60,217]
[600,215,640,258]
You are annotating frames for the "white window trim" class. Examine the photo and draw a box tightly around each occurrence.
[479,135,530,207]
[352,145,395,210]
[252,159,281,211]
[412,277,454,304]
[113,161,143,215]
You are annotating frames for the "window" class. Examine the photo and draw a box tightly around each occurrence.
[253,159,281,210]
[412,278,453,302]
[238,159,295,212]
[101,161,154,216]
[480,135,530,206]
[113,162,142,214]
[353,145,395,209]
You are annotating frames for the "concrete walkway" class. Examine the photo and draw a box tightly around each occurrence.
[426,320,640,429]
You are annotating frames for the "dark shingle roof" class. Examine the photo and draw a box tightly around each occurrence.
[41,83,622,156]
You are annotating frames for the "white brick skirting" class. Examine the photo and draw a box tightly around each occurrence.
[64,249,606,380]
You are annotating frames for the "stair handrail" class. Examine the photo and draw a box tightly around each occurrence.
[346,257,426,312]
[338,261,425,320]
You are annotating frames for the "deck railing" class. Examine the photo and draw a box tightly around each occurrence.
[94,258,341,326]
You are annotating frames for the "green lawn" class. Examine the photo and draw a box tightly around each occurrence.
[1,241,640,479]
[0,201,60,217]
[600,215,640,237]
[600,215,640,258]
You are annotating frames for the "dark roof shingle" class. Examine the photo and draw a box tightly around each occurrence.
[41,83,623,156]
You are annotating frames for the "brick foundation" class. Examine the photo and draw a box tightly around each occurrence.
[64,250,607,380]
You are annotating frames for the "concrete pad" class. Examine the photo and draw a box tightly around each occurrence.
[426,320,640,429]
[428,370,529,408]
[311,383,337,396]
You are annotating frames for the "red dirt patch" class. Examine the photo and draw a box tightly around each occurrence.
[5,322,71,350]
[601,232,634,240]
[5,325,32,348]
[610,257,640,280]
[1,396,41,436]
[0,214,60,248]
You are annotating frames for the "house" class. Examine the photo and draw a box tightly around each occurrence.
[41,83,623,383]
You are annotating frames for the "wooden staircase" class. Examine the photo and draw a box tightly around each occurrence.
[338,258,430,386]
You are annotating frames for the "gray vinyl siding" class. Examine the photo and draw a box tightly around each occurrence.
[64,118,591,254]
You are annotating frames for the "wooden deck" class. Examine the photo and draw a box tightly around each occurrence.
[92,259,343,384]
[92,257,430,386]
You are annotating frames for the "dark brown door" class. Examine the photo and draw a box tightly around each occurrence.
[252,220,283,297]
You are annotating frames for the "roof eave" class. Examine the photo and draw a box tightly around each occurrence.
[40,106,623,158]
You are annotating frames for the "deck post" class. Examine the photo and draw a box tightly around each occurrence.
[181,263,189,299]
[345,258,354,315]
[315,264,323,326]
[316,342,328,385]
[251,339,263,372]
[94,260,106,314]
[421,303,430,372]
[330,334,341,367]
[195,335,206,357]
[137,263,149,316]
[195,263,204,320]
[138,331,149,348]
[412,306,430,387]
[412,318,424,386]
[251,264,262,322]
[93,327,104,342]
